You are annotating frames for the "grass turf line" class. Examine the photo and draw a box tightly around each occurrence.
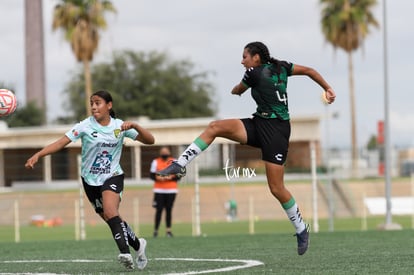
[1,215,414,243]
[1,230,414,274]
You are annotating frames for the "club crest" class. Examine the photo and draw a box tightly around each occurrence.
[114,129,121,138]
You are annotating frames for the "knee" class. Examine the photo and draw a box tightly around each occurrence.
[206,120,221,134]
[269,186,281,198]
[268,182,286,199]
[102,209,119,221]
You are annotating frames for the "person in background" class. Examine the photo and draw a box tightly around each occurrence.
[25,90,154,270]
[158,41,336,255]
[150,146,179,237]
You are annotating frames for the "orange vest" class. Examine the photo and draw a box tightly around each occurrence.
[153,157,178,193]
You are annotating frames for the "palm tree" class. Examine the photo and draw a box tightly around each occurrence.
[52,0,116,116]
[25,0,46,123]
[320,0,378,176]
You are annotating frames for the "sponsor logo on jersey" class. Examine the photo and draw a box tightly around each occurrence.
[101,142,118,148]
[275,154,283,161]
[72,129,79,137]
[91,131,98,138]
[114,129,121,138]
[90,151,112,175]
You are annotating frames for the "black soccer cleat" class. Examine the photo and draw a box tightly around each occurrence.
[295,224,310,255]
[157,161,186,179]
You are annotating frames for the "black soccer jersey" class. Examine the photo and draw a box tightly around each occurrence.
[242,61,294,120]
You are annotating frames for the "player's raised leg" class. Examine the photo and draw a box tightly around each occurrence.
[157,119,247,177]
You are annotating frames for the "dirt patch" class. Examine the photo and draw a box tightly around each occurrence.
[0,179,411,226]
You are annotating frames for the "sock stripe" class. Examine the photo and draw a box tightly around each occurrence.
[194,137,209,151]
[282,197,296,210]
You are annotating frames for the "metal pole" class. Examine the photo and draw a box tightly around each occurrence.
[381,0,401,230]
[14,200,20,243]
[77,155,86,239]
[249,196,254,235]
[383,0,392,226]
[75,200,80,241]
[133,198,140,235]
[411,173,414,229]
[194,160,201,236]
[311,141,319,233]
[325,106,334,232]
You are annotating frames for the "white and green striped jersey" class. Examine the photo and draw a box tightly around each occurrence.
[242,61,293,120]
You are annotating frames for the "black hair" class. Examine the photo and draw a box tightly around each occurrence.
[244,41,282,74]
[91,90,116,118]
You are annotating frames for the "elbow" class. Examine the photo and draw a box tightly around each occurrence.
[143,139,155,145]
[231,82,247,95]
[137,134,155,145]
[146,135,155,145]
[303,67,316,76]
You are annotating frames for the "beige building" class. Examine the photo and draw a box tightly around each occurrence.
[0,116,322,186]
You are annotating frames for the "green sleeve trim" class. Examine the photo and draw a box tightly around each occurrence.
[241,81,249,88]
[194,137,209,151]
[282,197,296,210]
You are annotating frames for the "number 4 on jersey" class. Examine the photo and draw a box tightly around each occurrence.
[276,90,287,105]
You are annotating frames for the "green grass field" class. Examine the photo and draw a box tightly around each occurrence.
[2,215,414,242]
[1,222,414,274]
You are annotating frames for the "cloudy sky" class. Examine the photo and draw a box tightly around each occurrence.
[0,0,412,149]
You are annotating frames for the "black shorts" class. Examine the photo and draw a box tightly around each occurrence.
[152,193,177,210]
[82,174,124,214]
[241,116,291,165]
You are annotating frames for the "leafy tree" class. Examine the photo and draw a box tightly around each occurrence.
[52,0,116,116]
[1,101,43,127]
[366,134,378,150]
[320,0,379,175]
[59,50,216,122]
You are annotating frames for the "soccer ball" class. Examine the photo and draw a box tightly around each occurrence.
[0,89,17,117]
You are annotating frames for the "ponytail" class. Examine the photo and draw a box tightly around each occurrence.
[109,109,116,118]
[244,41,282,74]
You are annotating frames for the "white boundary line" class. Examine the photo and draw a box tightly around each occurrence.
[0,259,107,263]
[0,274,70,275]
[0,257,264,275]
[155,258,264,275]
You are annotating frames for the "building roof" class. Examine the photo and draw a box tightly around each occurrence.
[0,116,321,149]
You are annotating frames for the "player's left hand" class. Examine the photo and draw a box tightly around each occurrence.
[324,88,336,104]
[120,121,137,131]
[25,155,39,169]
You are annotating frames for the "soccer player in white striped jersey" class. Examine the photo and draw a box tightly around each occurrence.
[25,90,155,270]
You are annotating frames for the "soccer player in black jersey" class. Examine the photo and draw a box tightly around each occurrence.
[158,41,336,255]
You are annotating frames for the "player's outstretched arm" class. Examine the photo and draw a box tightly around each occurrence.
[231,82,248,96]
[25,136,71,169]
[121,121,155,145]
[292,64,336,104]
